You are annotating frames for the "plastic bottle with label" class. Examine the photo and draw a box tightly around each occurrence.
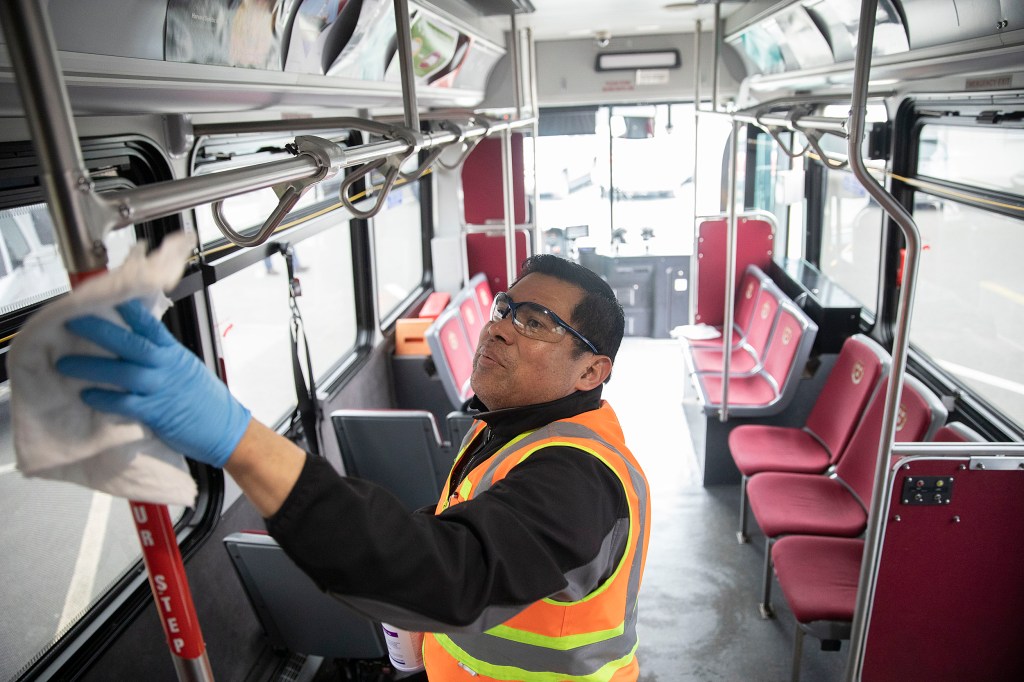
[380,622,425,672]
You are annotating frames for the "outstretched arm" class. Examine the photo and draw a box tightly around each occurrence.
[57,298,303,516]
[223,419,305,516]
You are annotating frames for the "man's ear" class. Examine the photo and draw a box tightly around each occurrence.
[574,355,613,392]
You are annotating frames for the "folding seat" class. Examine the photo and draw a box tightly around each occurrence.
[770,421,985,681]
[693,299,816,417]
[730,334,890,543]
[224,531,387,660]
[331,409,451,511]
[691,215,776,329]
[746,374,947,617]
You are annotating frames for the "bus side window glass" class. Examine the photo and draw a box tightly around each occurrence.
[818,167,883,313]
[373,182,424,320]
[0,218,31,268]
[208,222,356,427]
[911,123,1024,427]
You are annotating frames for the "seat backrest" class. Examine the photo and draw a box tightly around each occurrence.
[733,265,766,338]
[446,410,480,455]
[742,279,781,360]
[331,409,446,509]
[449,272,490,352]
[835,374,948,507]
[223,532,386,659]
[465,229,531,293]
[760,299,817,398]
[693,213,776,326]
[425,305,475,407]
[804,334,891,463]
[458,292,486,349]
[470,271,494,313]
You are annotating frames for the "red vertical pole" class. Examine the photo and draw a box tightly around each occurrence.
[69,272,213,680]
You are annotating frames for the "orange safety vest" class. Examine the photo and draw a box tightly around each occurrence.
[423,401,651,681]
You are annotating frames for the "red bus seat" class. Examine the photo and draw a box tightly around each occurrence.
[771,421,986,681]
[425,305,475,408]
[747,374,947,617]
[691,297,817,417]
[687,270,781,374]
[692,213,776,328]
[730,334,890,543]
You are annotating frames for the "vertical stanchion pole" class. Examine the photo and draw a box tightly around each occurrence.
[4,1,213,679]
[719,118,741,422]
[690,20,703,322]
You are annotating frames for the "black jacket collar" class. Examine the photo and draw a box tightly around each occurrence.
[467,386,604,438]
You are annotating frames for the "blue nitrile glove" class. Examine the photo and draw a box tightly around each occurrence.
[56,299,251,468]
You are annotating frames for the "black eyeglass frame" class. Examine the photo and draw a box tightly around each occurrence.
[490,291,601,355]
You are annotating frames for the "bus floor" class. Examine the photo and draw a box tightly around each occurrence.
[607,338,847,682]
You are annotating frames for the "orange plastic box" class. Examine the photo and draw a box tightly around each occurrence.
[395,318,433,355]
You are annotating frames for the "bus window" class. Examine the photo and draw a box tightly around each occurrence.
[818,167,884,313]
[0,380,183,681]
[372,182,424,320]
[913,200,1024,427]
[0,205,134,316]
[533,103,731,257]
[209,223,356,427]
[910,121,1024,427]
[918,125,1024,196]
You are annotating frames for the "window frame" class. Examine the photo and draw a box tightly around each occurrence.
[0,135,224,681]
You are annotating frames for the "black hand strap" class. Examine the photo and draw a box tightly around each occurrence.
[273,241,322,456]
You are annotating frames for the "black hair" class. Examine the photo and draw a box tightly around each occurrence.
[514,254,625,368]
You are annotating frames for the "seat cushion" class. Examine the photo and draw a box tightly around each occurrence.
[690,344,759,374]
[698,373,777,406]
[747,472,867,537]
[772,536,864,623]
[729,425,831,476]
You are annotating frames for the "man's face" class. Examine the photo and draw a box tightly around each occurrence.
[470,273,598,410]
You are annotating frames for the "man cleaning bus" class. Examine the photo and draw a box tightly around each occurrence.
[57,254,651,681]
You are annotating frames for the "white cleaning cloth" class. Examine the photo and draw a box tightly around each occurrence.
[9,231,199,506]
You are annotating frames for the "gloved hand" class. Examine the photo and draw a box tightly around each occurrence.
[56,299,251,468]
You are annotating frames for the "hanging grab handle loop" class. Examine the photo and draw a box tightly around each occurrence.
[437,115,492,170]
[339,124,419,219]
[792,120,848,169]
[211,135,345,247]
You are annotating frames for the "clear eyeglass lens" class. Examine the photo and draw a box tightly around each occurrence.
[514,305,562,341]
[492,293,564,343]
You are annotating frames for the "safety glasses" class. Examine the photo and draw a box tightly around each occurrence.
[490,291,600,354]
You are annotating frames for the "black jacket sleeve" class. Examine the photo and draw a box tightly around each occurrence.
[265,447,626,632]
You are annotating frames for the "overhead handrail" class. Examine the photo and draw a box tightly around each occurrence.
[740,103,851,167]
[338,123,420,220]
[1,0,531,256]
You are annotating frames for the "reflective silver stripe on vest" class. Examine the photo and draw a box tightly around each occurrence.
[445,419,649,678]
